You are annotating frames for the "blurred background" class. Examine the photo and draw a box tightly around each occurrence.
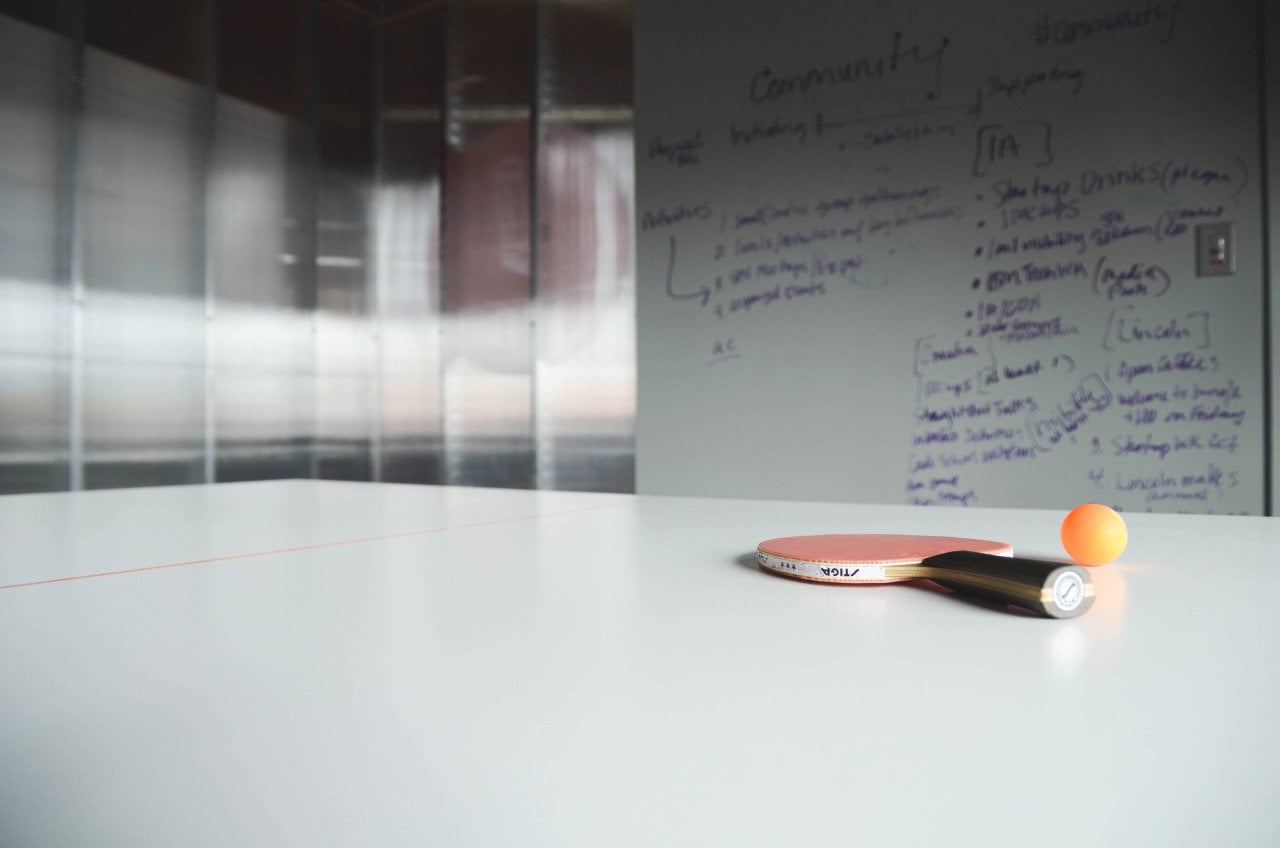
[0,0,636,496]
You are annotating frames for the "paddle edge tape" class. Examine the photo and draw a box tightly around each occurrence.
[756,549,892,583]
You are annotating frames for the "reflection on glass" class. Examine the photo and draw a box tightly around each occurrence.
[79,46,207,489]
[210,88,316,483]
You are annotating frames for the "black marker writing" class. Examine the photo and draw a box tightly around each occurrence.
[1031,0,1181,47]
[748,31,950,105]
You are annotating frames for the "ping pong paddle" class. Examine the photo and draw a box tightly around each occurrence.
[756,534,1094,618]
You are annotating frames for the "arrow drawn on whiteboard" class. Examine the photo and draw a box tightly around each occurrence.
[665,235,710,307]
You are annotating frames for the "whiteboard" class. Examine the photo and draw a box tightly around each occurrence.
[634,0,1267,514]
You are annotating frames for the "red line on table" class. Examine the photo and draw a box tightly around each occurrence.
[0,500,633,591]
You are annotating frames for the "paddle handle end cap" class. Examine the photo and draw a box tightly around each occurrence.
[924,550,1096,619]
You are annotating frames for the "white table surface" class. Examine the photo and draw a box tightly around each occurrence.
[1,480,1277,847]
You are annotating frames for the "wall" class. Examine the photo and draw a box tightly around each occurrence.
[635,0,1272,513]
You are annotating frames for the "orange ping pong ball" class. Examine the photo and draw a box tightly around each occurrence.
[1061,503,1127,566]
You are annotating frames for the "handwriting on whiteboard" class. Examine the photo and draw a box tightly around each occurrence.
[639,1,1257,512]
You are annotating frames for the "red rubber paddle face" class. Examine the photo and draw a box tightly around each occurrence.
[756,534,1013,583]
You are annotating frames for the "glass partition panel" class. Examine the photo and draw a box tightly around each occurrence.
[211,0,317,482]
[440,0,536,488]
[532,0,634,493]
[375,0,447,484]
[0,14,70,493]
[314,0,376,481]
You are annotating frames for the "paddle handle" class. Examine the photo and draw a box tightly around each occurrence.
[922,550,1095,619]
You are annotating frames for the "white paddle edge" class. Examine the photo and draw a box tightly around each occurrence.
[756,548,1015,584]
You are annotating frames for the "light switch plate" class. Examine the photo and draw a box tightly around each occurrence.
[1196,222,1235,276]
